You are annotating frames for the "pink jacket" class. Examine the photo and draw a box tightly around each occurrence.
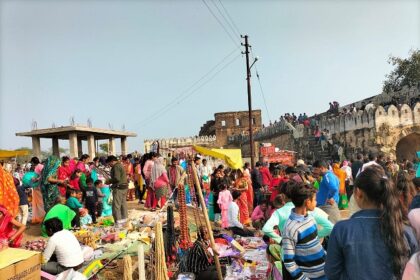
[217,190,233,211]
[143,160,154,180]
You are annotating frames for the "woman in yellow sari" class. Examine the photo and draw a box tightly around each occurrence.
[333,162,348,209]
[0,166,19,218]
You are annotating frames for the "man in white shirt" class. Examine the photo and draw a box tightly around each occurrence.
[227,190,254,237]
[42,218,84,275]
[357,153,380,177]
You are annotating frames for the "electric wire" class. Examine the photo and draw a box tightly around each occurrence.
[210,0,240,40]
[136,52,241,128]
[218,0,241,36]
[250,47,272,123]
[201,0,239,48]
[134,47,239,127]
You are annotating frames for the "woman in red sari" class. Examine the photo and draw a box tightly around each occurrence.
[234,169,251,225]
[0,205,25,248]
[57,156,72,196]
[269,168,287,203]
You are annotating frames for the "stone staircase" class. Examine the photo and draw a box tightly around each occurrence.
[306,136,331,162]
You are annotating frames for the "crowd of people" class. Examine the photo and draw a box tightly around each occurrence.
[179,152,420,279]
[0,150,420,279]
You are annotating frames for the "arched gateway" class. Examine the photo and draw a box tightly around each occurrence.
[396,132,420,162]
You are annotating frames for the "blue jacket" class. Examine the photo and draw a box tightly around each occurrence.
[325,209,418,280]
[316,170,339,206]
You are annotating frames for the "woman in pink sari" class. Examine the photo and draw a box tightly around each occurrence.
[143,152,157,210]
[0,205,25,248]
[29,157,46,224]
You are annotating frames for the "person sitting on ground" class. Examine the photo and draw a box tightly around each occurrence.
[182,226,225,280]
[0,205,25,248]
[251,200,268,230]
[79,208,93,226]
[227,190,254,237]
[41,196,75,237]
[42,218,84,275]
[282,183,327,280]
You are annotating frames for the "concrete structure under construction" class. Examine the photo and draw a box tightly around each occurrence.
[16,126,137,159]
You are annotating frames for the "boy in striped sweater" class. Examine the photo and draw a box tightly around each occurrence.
[282,183,327,280]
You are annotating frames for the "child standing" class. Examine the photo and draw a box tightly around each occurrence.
[217,183,232,228]
[83,178,98,224]
[15,180,29,227]
[69,169,82,191]
[66,189,82,228]
[94,180,105,219]
[282,183,326,280]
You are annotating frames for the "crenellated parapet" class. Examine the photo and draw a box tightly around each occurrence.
[144,135,217,152]
[316,102,420,135]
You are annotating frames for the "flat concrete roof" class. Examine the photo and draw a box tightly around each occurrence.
[16,126,137,140]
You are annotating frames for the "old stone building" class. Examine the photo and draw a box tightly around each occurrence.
[144,135,217,153]
[199,120,216,136]
[212,110,262,148]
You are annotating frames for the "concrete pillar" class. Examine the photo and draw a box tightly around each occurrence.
[121,137,127,155]
[109,137,116,155]
[87,134,96,159]
[77,138,83,158]
[52,137,60,157]
[32,136,41,158]
[69,133,78,159]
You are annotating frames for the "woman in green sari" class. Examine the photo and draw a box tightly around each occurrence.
[41,156,64,212]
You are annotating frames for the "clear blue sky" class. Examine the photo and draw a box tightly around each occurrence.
[1,0,419,153]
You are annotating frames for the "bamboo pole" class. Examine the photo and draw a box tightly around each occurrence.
[138,245,146,280]
[191,163,223,280]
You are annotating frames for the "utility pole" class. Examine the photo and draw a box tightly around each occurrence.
[242,35,255,168]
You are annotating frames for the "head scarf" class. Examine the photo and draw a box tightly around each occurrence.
[0,168,19,217]
[41,156,61,185]
[41,156,61,212]
[151,157,166,184]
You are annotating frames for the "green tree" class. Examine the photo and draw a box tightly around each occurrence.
[383,49,420,93]
[99,143,109,153]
